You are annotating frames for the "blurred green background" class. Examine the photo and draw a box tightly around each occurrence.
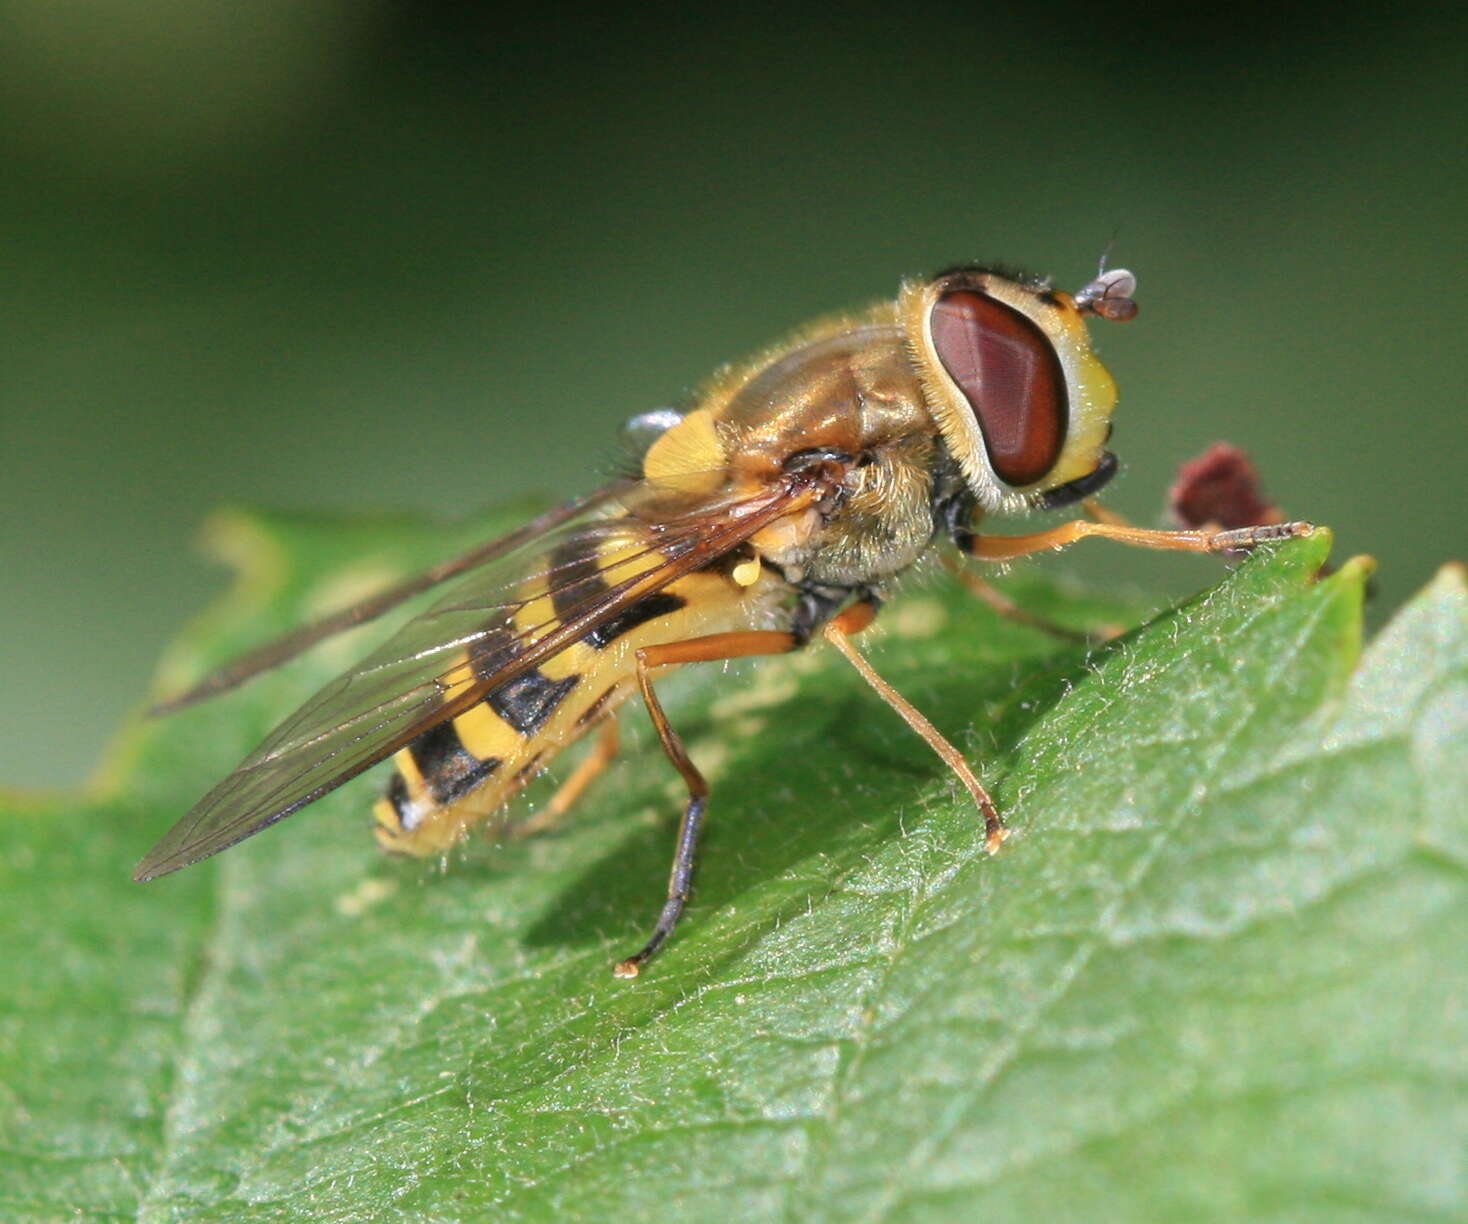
[2,3,1464,790]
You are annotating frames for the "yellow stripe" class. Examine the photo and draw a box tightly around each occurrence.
[393,748,429,802]
[373,797,401,833]
[598,537,660,581]
[440,649,478,703]
[666,569,734,603]
[514,591,558,640]
[453,702,523,762]
[541,639,594,682]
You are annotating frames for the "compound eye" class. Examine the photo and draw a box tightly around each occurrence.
[930,290,1067,486]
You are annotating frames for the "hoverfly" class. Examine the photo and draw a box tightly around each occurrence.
[136,262,1310,977]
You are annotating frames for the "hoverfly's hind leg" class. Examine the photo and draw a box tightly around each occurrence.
[614,629,802,979]
[822,603,1008,855]
[511,713,624,841]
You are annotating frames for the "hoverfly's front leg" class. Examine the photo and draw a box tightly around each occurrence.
[615,629,802,979]
[941,496,1133,644]
[959,517,1313,563]
[822,603,1008,855]
[949,503,1308,641]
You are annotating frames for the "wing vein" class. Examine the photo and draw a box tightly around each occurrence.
[135,478,814,880]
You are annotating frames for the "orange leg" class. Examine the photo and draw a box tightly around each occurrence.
[511,714,623,840]
[1082,497,1132,527]
[613,629,799,979]
[942,553,1111,644]
[822,606,1008,855]
[964,517,1312,563]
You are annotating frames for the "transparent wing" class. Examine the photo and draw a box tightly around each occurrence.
[148,483,630,717]
[134,476,814,881]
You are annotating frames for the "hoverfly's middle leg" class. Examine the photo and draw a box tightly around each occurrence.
[1081,497,1132,528]
[941,553,1114,645]
[822,603,1008,856]
[614,629,802,979]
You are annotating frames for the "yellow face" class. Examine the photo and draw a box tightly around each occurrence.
[900,265,1135,513]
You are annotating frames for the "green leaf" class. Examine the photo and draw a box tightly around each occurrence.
[3,510,1464,1223]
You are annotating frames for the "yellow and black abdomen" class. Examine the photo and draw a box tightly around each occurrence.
[373,528,779,856]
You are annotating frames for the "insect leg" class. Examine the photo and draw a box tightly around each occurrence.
[1082,497,1133,527]
[822,605,1008,855]
[511,713,624,841]
[961,517,1313,562]
[950,498,1286,639]
[941,553,1116,644]
[614,629,801,979]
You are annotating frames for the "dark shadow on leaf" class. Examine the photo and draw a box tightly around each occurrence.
[514,615,1157,964]
[517,684,915,958]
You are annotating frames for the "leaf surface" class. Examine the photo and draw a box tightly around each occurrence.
[2,509,1463,1223]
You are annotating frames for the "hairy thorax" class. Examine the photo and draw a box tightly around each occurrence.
[713,322,941,585]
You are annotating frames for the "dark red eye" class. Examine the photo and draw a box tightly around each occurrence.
[930,290,1067,486]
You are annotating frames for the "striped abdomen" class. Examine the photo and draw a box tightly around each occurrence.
[373,528,779,856]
